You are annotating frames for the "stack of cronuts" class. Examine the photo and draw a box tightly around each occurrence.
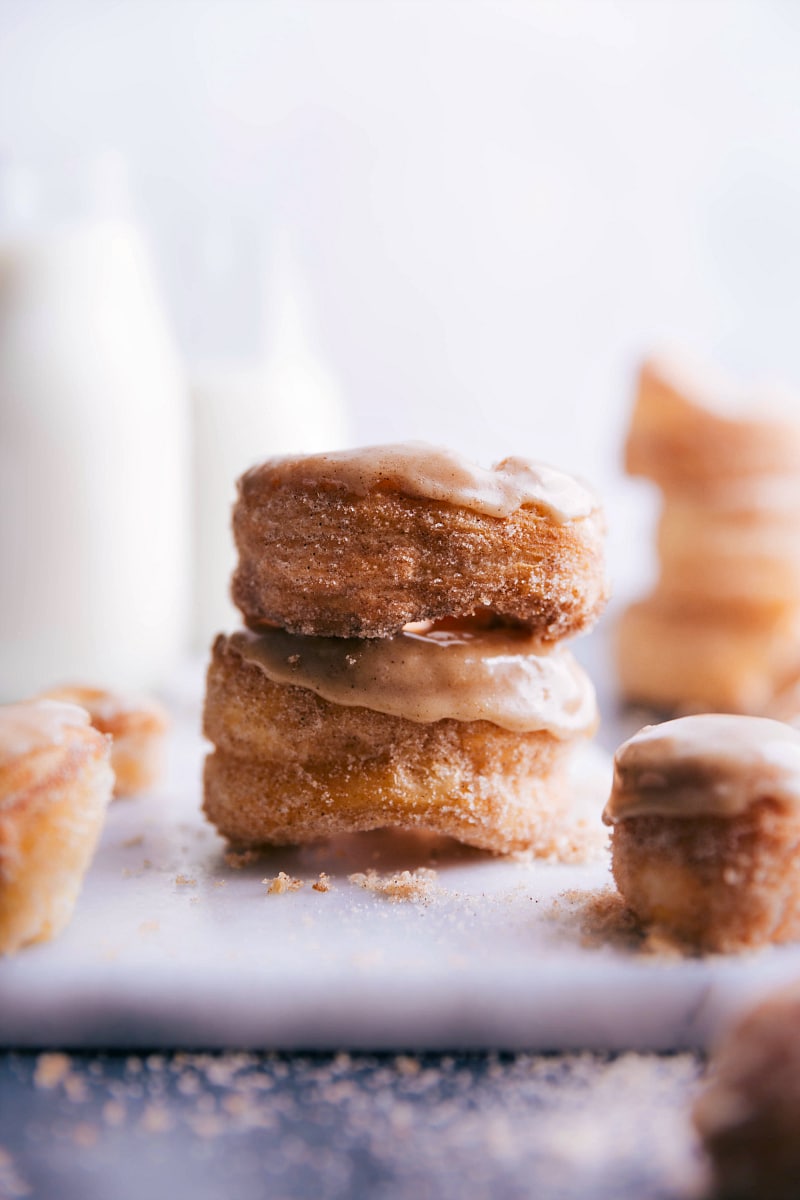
[618,355,800,715]
[202,443,609,855]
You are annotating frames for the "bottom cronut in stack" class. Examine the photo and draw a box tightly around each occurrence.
[202,443,609,856]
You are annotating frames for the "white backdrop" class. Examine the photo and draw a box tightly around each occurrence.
[2,0,800,595]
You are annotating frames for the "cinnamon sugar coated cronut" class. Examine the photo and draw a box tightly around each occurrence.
[203,633,579,855]
[694,984,800,1200]
[604,715,800,952]
[232,449,607,641]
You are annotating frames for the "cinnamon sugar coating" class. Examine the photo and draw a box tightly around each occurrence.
[609,800,800,952]
[231,458,607,641]
[202,633,580,855]
[694,984,800,1199]
[0,703,113,954]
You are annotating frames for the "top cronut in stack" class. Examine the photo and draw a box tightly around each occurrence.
[202,443,608,855]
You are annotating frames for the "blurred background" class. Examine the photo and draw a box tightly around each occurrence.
[2,0,799,694]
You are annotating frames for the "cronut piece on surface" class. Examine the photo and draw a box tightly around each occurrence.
[231,460,607,642]
[41,685,168,797]
[608,799,800,953]
[0,701,114,955]
[202,633,584,856]
[694,983,800,1200]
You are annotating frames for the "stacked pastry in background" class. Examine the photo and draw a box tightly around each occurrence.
[202,443,609,856]
[618,354,800,714]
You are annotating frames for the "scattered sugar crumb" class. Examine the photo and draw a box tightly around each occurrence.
[139,1105,173,1134]
[33,1053,71,1090]
[175,874,196,887]
[71,1123,98,1148]
[64,1074,88,1103]
[212,879,227,888]
[394,1055,421,1076]
[312,872,331,893]
[348,867,439,903]
[138,919,160,936]
[549,887,686,956]
[121,836,144,849]
[102,1100,127,1127]
[0,1146,30,1198]
[225,849,260,869]
[263,872,304,895]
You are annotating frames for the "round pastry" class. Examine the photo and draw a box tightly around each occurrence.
[625,354,800,491]
[694,983,800,1200]
[615,597,800,715]
[203,621,598,854]
[40,685,169,797]
[0,700,114,955]
[657,496,800,613]
[603,715,800,952]
[231,443,607,641]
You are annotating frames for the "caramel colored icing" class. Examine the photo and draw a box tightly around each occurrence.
[0,700,90,767]
[603,714,800,822]
[247,442,597,523]
[230,625,597,737]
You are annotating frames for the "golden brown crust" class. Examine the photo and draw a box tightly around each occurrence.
[609,799,800,952]
[40,685,169,797]
[231,464,607,641]
[615,596,800,715]
[202,633,578,854]
[0,721,113,954]
[694,986,800,1199]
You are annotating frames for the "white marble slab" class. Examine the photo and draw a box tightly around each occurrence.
[3,658,800,1052]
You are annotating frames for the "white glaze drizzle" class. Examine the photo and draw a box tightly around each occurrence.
[603,714,800,821]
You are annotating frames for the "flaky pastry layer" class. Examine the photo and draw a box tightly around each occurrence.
[202,633,581,855]
[231,461,607,641]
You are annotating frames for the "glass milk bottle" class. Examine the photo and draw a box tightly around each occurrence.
[191,229,349,648]
[0,169,189,698]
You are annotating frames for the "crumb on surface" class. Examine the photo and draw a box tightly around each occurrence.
[138,920,160,936]
[312,872,331,893]
[175,874,196,887]
[263,871,304,895]
[348,867,439,903]
[225,849,260,869]
[549,887,688,956]
[33,1053,72,1090]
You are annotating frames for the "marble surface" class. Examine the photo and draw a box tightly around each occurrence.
[4,652,800,1052]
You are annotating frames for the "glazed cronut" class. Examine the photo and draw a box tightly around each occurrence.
[232,463,607,642]
[202,632,587,855]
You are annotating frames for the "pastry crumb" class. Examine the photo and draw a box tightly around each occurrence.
[348,867,439,903]
[225,849,260,869]
[312,872,331,893]
[33,1052,71,1090]
[263,871,304,895]
[175,874,196,887]
[138,919,160,936]
[212,879,227,888]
